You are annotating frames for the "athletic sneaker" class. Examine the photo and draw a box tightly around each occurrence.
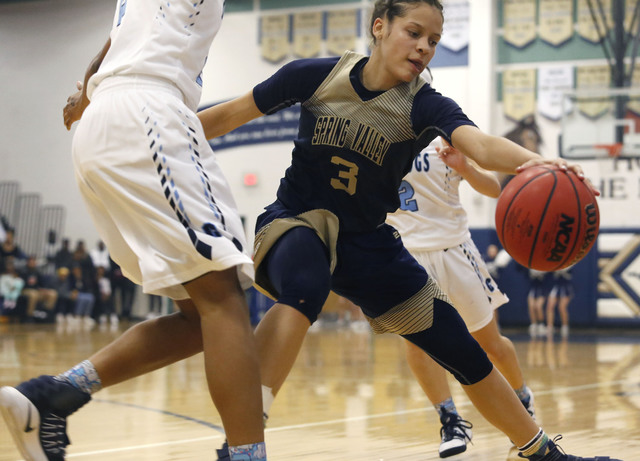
[216,440,230,461]
[0,375,91,461]
[520,385,536,421]
[520,436,623,460]
[438,411,472,458]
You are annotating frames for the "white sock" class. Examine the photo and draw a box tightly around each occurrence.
[262,385,274,419]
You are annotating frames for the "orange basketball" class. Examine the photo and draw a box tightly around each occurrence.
[495,165,599,271]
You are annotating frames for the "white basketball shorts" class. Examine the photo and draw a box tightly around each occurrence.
[72,76,254,300]
[408,237,509,332]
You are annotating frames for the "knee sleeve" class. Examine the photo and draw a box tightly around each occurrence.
[403,298,493,385]
[265,227,331,323]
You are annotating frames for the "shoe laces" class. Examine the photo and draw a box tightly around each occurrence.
[40,413,71,458]
[439,413,472,443]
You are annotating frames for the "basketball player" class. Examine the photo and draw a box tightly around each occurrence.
[387,137,534,458]
[0,1,267,460]
[198,2,615,460]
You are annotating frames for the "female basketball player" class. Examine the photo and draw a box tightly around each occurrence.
[0,1,267,460]
[199,2,615,460]
[387,137,535,458]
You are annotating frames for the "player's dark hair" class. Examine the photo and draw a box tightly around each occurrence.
[369,0,444,45]
[504,115,543,150]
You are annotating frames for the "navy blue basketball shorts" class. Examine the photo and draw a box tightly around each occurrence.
[253,203,493,385]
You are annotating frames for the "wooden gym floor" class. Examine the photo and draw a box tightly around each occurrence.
[1,321,639,460]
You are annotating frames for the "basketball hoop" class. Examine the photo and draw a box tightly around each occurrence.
[594,143,624,157]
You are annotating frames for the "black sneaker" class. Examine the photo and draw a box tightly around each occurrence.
[216,440,230,460]
[519,436,623,460]
[0,375,91,461]
[438,411,472,458]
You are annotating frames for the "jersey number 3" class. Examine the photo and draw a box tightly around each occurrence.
[330,156,359,196]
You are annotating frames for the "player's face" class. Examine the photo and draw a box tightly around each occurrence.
[372,4,443,88]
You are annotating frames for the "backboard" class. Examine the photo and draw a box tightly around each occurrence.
[560,86,640,159]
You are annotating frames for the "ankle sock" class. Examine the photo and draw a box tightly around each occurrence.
[229,442,267,460]
[519,429,550,458]
[434,397,458,417]
[515,384,531,402]
[58,360,102,395]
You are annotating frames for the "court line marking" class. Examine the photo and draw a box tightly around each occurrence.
[30,377,631,459]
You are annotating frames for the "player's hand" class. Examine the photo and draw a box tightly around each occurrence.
[516,157,600,196]
[63,81,88,130]
[436,145,468,173]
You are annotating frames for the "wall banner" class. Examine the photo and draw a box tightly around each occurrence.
[502,68,537,121]
[439,0,469,53]
[538,65,574,121]
[293,12,323,59]
[628,63,640,116]
[260,14,290,63]
[326,9,359,56]
[538,0,573,46]
[576,65,611,118]
[503,0,537,48]
[577,0,612,44]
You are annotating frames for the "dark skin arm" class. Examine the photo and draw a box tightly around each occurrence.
[63,38,112,130]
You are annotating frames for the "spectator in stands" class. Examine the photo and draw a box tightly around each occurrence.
[73,240,95,278]
[109,258,136,321]
[20,255,58,321]
[52,267,74,323]
[69,264,96,328]
[0,257,26,318]
[1,229,26,270]
[89,240,110,273]
[52,238,74,270]
[94,265,115,326]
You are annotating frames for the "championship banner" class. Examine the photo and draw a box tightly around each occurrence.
[538,0,573,46]
[537,65,574,121]
[293,12,323,59]
[628,63,640,116]
[577,0,612,44]
[576,65,611,118]
[439,0,469,52]
[502,68,536,121]
[326,9,359,56]
[260,14,290,63]
[503,0,537,48]
[625,0,639,34]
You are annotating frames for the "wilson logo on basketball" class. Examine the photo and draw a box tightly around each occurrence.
[570,203,599,264]
[547,213,575,263]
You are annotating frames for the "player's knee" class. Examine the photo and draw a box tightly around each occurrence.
[404,298,493,385]
[277,271,330,323]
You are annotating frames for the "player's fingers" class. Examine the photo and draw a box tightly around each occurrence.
[76,80,83,90]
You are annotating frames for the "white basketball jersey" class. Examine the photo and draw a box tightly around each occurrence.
[87,0,224,111]
[387,137,470,251]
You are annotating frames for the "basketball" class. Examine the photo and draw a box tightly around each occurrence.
[495,165,599,271]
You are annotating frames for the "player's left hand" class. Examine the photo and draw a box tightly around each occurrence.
[63,81,88,130]
[436,144,468,173]
[516,157,601,196]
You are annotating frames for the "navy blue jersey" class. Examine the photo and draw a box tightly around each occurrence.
[253,51,476,233]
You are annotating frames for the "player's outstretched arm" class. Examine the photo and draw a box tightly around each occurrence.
[197,91,264,140]
[450,124,600,196]
[436,144,501,198]
[63,38,111,130]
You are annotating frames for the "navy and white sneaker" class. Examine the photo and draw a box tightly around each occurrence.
[520,436,623,460]
[216,440,230,461]
[0,375,91,461]
[438,411,472,458]
[520,386,536,421]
